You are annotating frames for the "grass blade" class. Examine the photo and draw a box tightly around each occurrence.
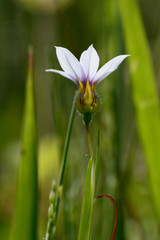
[78,158,95,240]
[10,46,38,240]
[118,0,160,222]
[89,130,100,240]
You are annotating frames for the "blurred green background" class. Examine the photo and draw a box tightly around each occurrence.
[1,0,160,239]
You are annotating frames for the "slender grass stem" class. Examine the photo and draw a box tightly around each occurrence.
[45,92,77,240]
[55,92,77,222]
[85,123,93,158]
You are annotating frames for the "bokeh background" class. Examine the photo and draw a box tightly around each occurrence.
[1,0,160,239]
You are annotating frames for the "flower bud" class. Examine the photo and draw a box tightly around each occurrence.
[52,179,57,191]
[49,191,56,204]
[48,205,54,220]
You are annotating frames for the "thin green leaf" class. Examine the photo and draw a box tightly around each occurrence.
[10,46,38,240]
[118,0,160,222]
[88,130,101,240]
[78,158,95,240]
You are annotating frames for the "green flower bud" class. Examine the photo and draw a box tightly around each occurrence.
[48,205,54,220]
[49,191,56,204]
[51,179,57,192]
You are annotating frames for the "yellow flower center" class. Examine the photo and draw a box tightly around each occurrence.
[76,79,100,115]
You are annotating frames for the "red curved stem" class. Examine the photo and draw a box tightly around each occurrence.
[96,194,118,240]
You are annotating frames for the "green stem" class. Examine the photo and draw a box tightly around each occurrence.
[45,92,77,240]
[85,123,93,158]
[55,92,77,223]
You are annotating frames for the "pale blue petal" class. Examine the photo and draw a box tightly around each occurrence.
[80,44,99,82]
[93,55,130,84]
[45,69,78,85]
[55,47,85,82]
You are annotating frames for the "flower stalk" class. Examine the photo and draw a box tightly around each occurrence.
[45,93,77,240]
[55,92,77,223]
[85,123,93,158]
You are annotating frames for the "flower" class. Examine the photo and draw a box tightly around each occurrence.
[46,45,129,117]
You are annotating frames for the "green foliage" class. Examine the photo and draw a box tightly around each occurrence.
[78,158,95,240]
[118,0,160,222]
[10,47,38,240]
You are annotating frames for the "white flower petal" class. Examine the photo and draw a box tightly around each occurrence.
[45,69,78,85]
[56,47,85,82]
[93,55,130,84]
[80,44,99,82]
